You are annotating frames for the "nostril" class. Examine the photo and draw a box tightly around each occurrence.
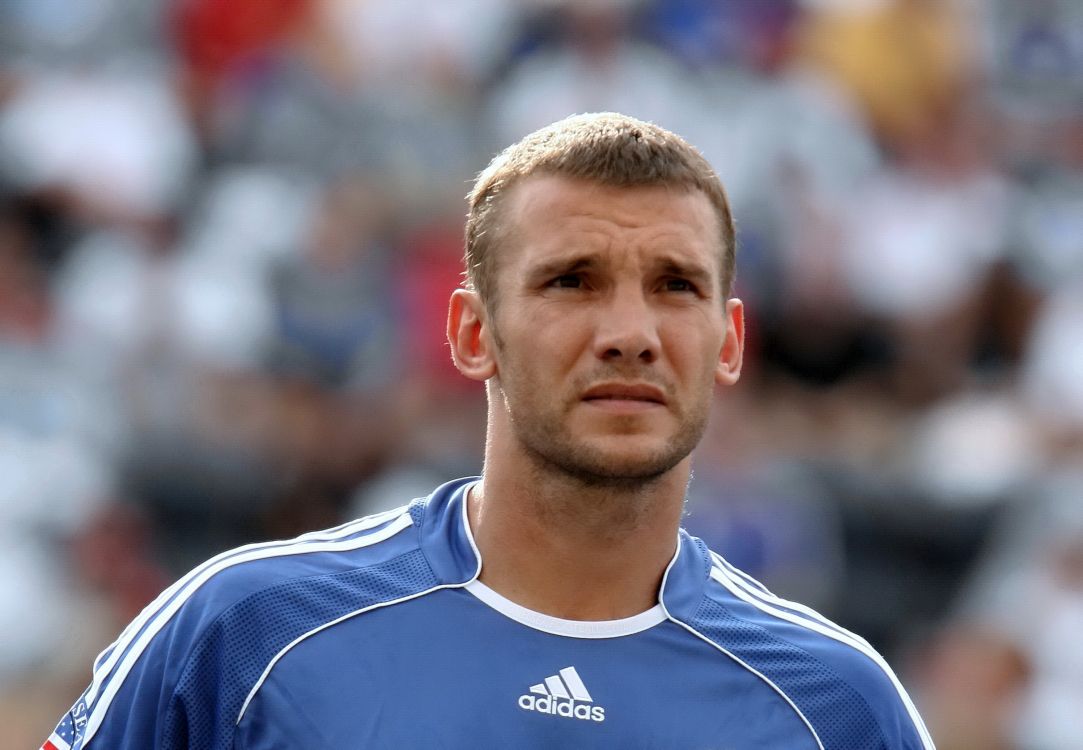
[601,347,656,362]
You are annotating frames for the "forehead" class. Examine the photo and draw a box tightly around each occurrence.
[499,175,721,272]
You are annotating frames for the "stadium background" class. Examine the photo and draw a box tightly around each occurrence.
[0,0,1080,747]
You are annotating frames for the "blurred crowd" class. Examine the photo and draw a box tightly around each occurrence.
[1,0,1081,747]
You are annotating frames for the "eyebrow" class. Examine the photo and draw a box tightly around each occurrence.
[525,252,718,291]
[524,254,600,281]
[655,256,715,292]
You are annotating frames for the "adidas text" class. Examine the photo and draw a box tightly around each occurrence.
[518,694,606,722]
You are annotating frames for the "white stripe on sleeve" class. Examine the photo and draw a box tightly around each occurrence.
[707,565,935,750]
[80,510,414,748]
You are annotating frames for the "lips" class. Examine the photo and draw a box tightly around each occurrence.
[581,383,667,405]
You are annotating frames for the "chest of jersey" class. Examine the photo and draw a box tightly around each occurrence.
[235,588,816,749]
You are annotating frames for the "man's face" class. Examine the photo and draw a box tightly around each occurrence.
[483,175,743,485]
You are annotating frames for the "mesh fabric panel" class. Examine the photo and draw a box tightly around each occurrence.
[164,548,437,750]
[692,597,886,750]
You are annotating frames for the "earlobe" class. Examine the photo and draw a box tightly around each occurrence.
[447,289,497,382]
[715,298,744,387]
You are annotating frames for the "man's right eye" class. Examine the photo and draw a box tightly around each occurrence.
[551,274,582,288]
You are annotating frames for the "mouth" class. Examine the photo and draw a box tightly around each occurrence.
[581,383,667,409]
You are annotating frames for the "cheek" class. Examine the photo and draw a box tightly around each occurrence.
[523,309,591,360]
[664,320,722,366]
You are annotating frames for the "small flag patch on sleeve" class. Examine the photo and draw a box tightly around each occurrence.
[40,712,75,750]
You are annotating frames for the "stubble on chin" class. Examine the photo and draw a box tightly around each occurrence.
[507,384,710,491]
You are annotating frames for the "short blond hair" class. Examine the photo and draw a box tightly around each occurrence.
[465,112,736,306]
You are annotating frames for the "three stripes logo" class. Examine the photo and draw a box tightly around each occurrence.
[518,666,606,722]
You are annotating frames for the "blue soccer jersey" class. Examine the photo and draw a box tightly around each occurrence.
[43,477,934,749]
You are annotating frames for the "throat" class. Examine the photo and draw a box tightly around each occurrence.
[530,477,655,544]
[466,479,683,621]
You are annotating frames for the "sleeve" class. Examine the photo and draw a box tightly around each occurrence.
[40,511,422,750]
[800,632,936,750]
[819,637,935,750]
[868,675,935,750]
[39,593,220,750]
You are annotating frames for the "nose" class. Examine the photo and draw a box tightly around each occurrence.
[593,286,660,365]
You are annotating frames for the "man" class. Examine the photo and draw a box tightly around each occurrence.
[43,113,934,749]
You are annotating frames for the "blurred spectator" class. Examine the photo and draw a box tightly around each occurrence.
[0,433,109,677]
[206,0,394,176]
[172,0,311,111]
[486,1,704,149]
[795,0,975,151]
[643,0,798,70]
[267,174,399,388]
[321,0,517,92]
[386,212,490,481]
[951,473,1083,748]
[694,58,881,387]
[0,0,169,68]
[837,99,1011,401]
[685,389,846,612]
[0,68,195,222]
[979,0,1083,123]
[2,0,1082,746]
[914,623,1029,750]
[905,390,1041,507]
[0,202,50,343]
[1022,278,1083,435]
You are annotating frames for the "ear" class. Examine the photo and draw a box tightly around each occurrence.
[448,288,497,381]
[715,298,744,387]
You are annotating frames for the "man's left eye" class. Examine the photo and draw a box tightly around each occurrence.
[551,274,582,288]
[664,279,695,292]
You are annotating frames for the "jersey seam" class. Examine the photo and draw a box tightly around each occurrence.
[80,510,414,747]
[168,546,428,746]
[665,613,826,750]
[408,501,443,586]
[707,563,934,749]
[698,585,894,748]
[230,661,338,749]
[235,576,471,726]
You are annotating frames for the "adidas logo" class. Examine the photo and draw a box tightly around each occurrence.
[518,666,606,723]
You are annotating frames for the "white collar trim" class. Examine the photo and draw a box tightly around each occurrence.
[460,481,669,638]
[464,579,666,639]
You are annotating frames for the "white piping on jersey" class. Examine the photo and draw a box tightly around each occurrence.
[709,551,939,746]
[464,580,667,638]
[460,481,483,564]
[83,505,409,709]
[80,510,416,749]
[459,481,666,638]
[83,507,408,711]
[665,617,826,750]
[709,551,855,642]
[238,485,486,724]
[711,546,937,750]
[237,579,475,724]
[707,563,936,750]
[709,550,770,594]
[658,543,825,750]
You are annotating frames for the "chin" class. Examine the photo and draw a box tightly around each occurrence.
[514,414,700,486]
[558,438,689,484]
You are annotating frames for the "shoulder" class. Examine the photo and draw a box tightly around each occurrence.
[690,548,934,750]
[140,502,431,672]
[172,503,426,626]
[69,503,433,749]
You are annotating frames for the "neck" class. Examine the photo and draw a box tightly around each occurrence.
[467,436,689,621]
